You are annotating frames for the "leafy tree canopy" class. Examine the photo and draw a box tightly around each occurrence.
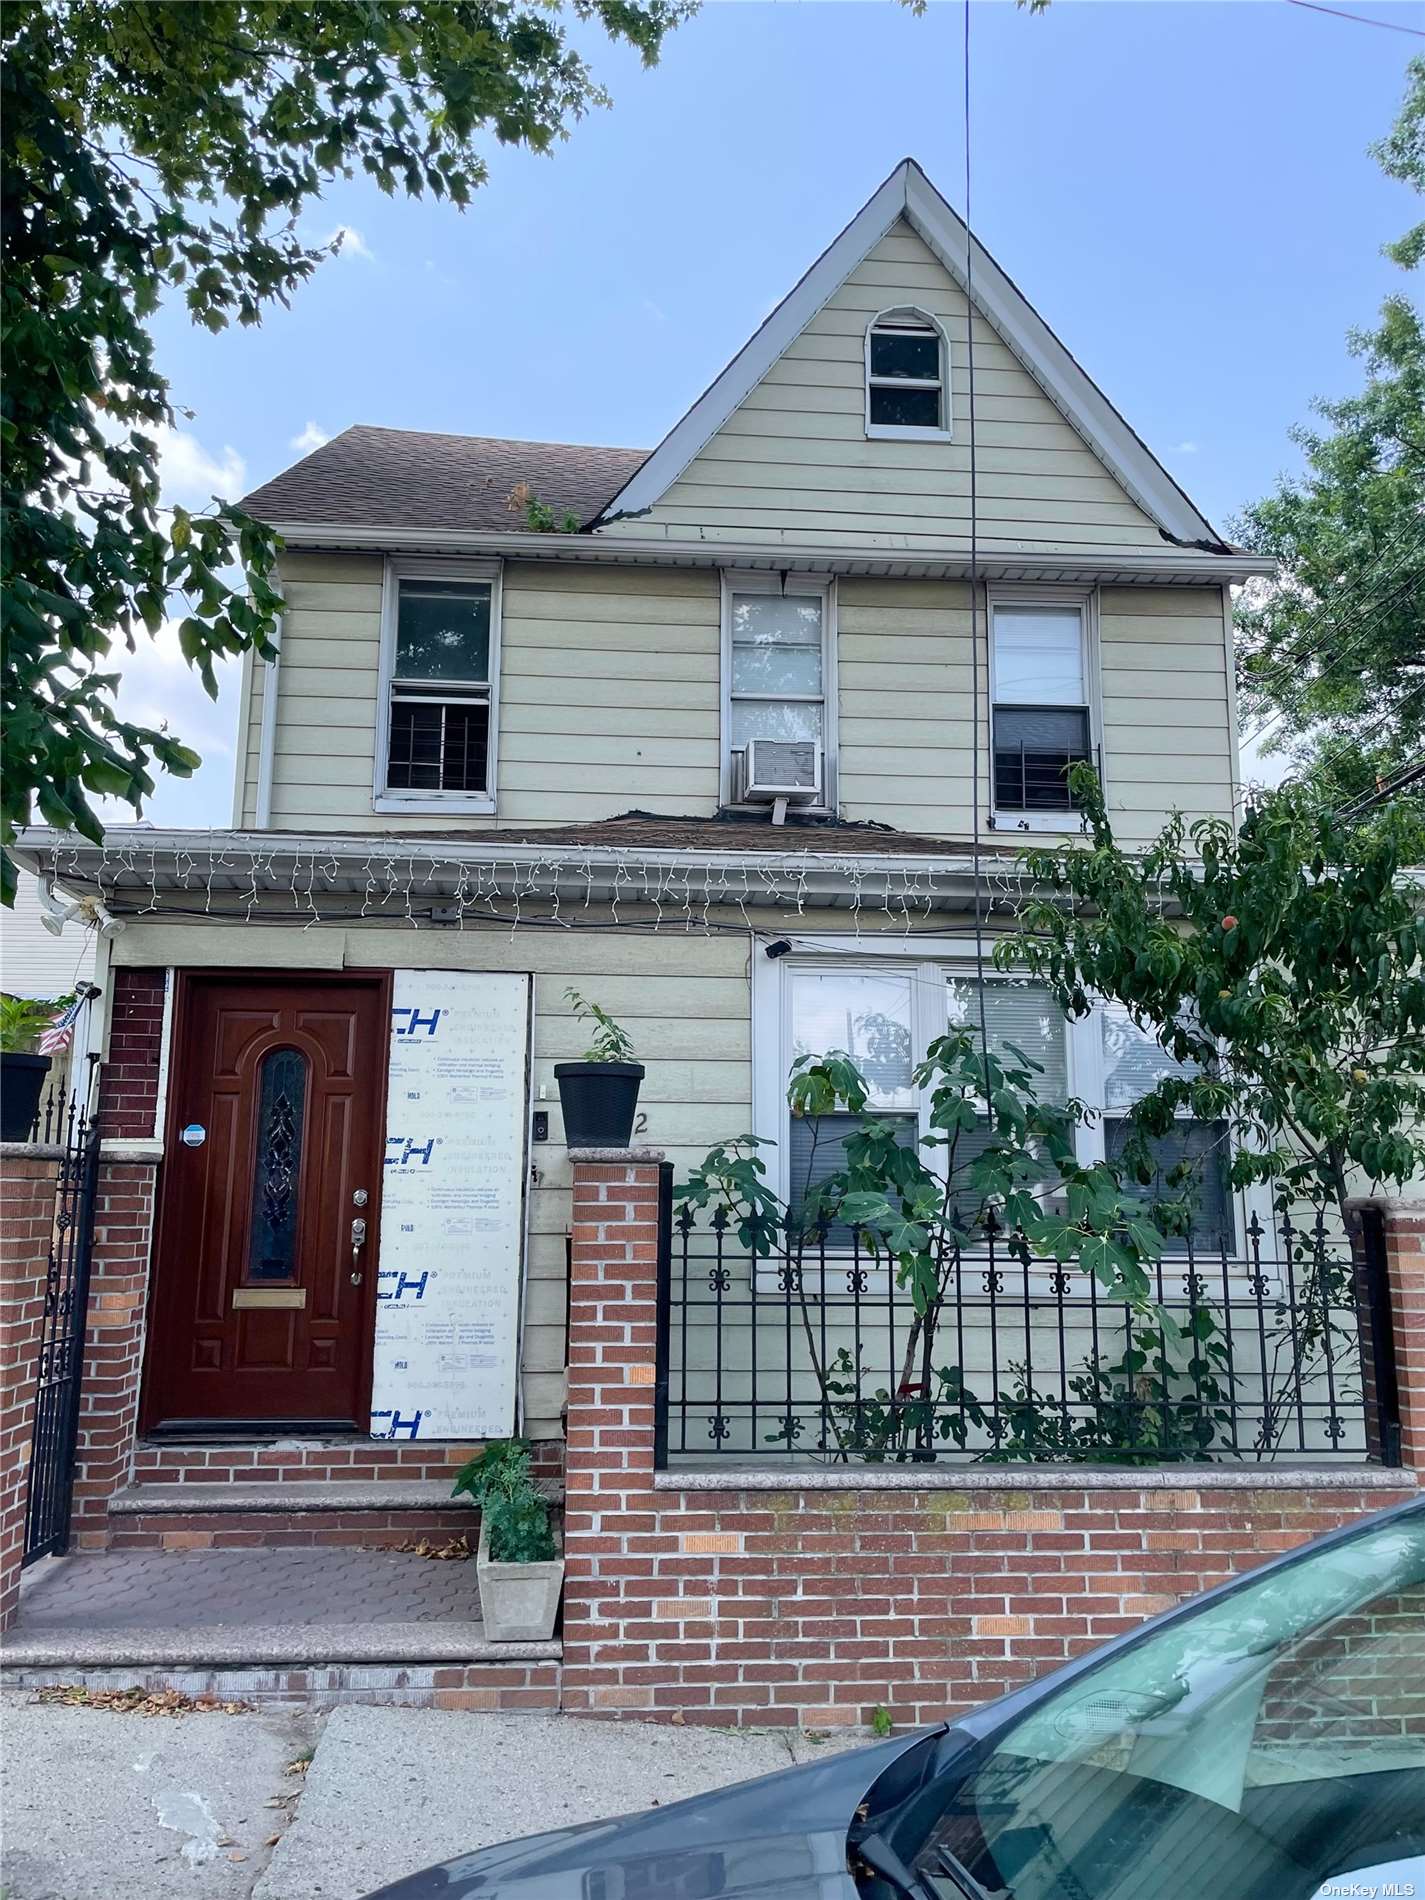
[1233,56,1425,804]
[0,0,691,902]
[1011,768,1425,1225]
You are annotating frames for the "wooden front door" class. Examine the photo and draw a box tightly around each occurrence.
[144,974,389,1433]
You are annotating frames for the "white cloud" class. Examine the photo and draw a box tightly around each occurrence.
[158,428,246,508]
[1173,439,1200,455]
[321,224,374,261]
[290,421,330,455]
[94,618,241,829]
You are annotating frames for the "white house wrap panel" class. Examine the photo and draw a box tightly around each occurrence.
[372,969,531,1439]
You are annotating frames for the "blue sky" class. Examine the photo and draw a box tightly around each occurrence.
[128,0,1422,825]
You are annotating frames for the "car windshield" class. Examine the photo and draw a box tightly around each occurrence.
[909,1508,1425,1900]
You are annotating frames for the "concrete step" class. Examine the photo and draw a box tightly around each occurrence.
[106,1480,480,1551]
[1,1548,561,1707]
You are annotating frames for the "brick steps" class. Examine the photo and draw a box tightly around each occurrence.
[105,1480,480,1551]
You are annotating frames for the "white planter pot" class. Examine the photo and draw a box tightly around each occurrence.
[476,1517,564,1642]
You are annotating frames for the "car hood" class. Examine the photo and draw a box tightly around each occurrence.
[365,1730,938,1900]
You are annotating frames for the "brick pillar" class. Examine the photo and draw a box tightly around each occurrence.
[562,1148,666,1716]
[0,1153,59,1629]
[72,1161,157,1547]
[1352,1193,1425,1474]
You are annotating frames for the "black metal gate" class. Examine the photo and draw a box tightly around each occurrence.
[23,1109,102,1565]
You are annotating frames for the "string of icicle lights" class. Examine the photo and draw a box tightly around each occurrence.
[41,836,1114,940]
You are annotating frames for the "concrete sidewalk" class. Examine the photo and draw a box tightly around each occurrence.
[0,1695,868,1900]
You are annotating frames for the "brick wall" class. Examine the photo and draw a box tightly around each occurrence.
[0,1155,58,1629]
[97,968,165,1138]
[561,1153,1421,1730]
[71,1161,158,1547]
[1378,1201,1425,1472]
[1257,1583,1425,1745]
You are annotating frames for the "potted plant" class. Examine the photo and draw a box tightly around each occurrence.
[553,989,645,1148]
[0,996,61,1142]
[452,1439,563,1642]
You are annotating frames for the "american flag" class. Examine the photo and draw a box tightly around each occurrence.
[37,994,83,1057]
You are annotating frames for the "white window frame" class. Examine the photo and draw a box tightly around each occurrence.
[864,305,953,443]
[720,571,837,812]
[374,556,503,816]
[751,935,1270,1279]
[988,584,1103,835]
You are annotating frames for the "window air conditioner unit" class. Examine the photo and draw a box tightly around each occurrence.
[737,738,822,814]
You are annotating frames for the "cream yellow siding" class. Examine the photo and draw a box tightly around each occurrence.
[835,578,1234,839]
[606,220,1182,555]
[257,555,722,832]
[1099,587,1235,844]
[237,554,1234,841]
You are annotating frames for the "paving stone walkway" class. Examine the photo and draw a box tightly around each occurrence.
[12,1548,481,1633]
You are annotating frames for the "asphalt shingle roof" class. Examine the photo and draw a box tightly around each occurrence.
[261,812,1025,861]
[238,424,648,532]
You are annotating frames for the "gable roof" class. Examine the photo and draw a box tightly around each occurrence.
[593,159,1227,552]
[239,425,647,533]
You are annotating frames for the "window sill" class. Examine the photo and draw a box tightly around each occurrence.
[865,424,953,443]
[721,800,836,821]
[373,793,496,817]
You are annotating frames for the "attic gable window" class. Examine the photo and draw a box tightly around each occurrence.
[375,560,502,815]
[865,308,950,440]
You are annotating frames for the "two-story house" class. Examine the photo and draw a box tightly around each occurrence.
[16,160,1273,1494]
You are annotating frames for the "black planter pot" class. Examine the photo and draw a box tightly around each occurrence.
[554,1061,646,1149]
[1,1051,52,1143]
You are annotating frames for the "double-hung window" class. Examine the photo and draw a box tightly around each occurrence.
[377,563,500,812]
[724,577,832,804]
[865,308,950,439]
[764,951,1237,1263]
[1094,1002,1234,1254]
[991,598,1095,825]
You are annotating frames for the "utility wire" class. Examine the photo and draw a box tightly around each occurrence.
[1353,667,1425,752]
[1240,522,1421,705]
[1338,754,1425,820]
[1241,571,1423,754]
[1284,0,1425,36]
[964,0,992,1074]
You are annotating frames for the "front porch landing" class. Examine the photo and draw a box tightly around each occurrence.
[1,1548,560,1708]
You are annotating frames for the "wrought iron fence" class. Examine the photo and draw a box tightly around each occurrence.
[23,1103,103,1564]
[656,1183,1398,1469]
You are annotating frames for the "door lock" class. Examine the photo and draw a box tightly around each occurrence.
[350,1215,367,1285]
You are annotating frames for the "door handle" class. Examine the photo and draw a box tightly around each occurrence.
[350,1215,367,1285]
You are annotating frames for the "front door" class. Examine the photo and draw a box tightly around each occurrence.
[144,974,389,1433]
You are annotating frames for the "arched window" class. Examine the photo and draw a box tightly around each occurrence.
[864,307,950,438]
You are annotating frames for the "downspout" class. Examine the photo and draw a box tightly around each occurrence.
[254,619,282,829]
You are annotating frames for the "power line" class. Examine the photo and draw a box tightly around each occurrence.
[1284,0,1425,36]
[1241,570,1424,754]
[1241,522,1422,706]
[1338,753,1425,820]
[964,0,992,1076]
[1353,665,1425,752]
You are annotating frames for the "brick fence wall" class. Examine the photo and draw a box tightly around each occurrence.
[71,1161,156,1546]
[97,968,166,1139]
[1369,1199,1425,1470]
[561,1152,1421,1729]
[0,1156,58,1629]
